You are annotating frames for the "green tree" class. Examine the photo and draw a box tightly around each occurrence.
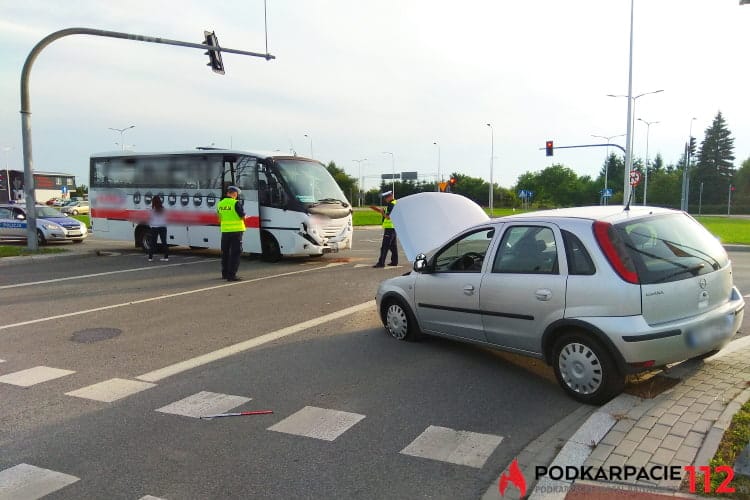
[326,161,357,204]
[691,111,736,205]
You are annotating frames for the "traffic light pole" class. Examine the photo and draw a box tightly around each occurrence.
[20,27,274,250]
[540,143,627,155]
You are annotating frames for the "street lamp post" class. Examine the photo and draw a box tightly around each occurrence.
[486,123,494,215]
[607,89,664,203]
[591,133,625,205]
[681,117,697,211]
[2,146,12,198]
[382,152,395,197]
[352,158,367,207]
[637,118,659,205]
[109,125,135,151]
[304,133,314,159]
[433,141,441,188]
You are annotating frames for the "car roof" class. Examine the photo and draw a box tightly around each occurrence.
[497,205,681,224]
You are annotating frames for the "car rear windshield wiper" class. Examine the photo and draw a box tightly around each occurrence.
[653,263,706,283]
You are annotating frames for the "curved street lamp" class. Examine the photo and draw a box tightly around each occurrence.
[352,158,367,207]
[486,123,494,215]
[382,151,395,196]
[304,133,314,159]
[591,133,625,205]
[637,118,659,205]
[109,125,135,151]
[433,141,441,185]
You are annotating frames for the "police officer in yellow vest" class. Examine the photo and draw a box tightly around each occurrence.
[217,186,246,281]
[369,190,398,267]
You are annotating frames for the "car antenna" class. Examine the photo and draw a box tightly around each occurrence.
[624,187,634,212]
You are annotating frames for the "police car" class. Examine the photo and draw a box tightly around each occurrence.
[0,203,88,245]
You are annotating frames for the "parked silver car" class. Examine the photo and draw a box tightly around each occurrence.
[376,193,745,404]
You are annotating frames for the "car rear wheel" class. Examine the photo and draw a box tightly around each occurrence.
[552,332,624,405]
[382,298,419,341]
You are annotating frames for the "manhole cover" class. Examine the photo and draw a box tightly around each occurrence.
[71,327,122,343]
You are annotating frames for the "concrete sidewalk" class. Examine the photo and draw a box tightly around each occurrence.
[484,335,750,500]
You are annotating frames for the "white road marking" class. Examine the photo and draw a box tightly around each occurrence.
[139,496,167,500]
[136,300,374,382]
[0,259,208,290]
[0,359,4,363]
[0,263,344,332]
[0,366,75,387]
[268,406,366,441]
[65,378,156,402]
[0,463,79,499]
[400,425,503,468]
[155,391,251,419]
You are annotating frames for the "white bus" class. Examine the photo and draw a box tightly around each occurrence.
[89,149,353,261]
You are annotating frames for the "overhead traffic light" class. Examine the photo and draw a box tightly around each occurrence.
[203,30,225,75]
[545,140,554,157]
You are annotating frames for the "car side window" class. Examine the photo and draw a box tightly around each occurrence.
[492,225,558,274]
[562,229,595,275]
[0,207,11,219]
[12,208,25,219]
[432,228,495,273]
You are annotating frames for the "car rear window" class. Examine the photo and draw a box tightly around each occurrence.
[615,214,728,284]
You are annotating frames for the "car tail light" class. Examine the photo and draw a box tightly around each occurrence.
[593,221,639,284]
[628,360,655,369]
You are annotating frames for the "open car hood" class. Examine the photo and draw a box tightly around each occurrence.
[390,192,489,261]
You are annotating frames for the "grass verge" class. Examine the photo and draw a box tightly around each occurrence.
[0,246,67,257]
[687,397,750,498]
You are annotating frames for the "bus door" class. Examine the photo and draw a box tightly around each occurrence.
[230,156,261,254]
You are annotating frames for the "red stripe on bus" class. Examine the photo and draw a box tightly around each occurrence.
[91,208,260,228]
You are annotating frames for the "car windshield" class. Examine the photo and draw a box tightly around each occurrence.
[35,206,65,218]
[616,214,728,284]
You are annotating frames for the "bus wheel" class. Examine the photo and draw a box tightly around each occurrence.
[261,232,281,262]
[136,226,153,253]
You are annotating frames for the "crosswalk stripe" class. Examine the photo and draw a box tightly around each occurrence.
[155,391,251,419]
[268,406,366,441]
[400,425,504,468]
[0,366,75,387]
[0,463,79,499]
[65,378,156,402]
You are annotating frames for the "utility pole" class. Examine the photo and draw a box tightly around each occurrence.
[19,27,274,250]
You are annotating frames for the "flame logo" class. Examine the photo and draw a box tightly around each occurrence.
[498,459,527,497]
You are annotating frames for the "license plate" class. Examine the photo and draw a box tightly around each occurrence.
[685,314,734,348]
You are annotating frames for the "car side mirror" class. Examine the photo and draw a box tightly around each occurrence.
[413,253,428,273]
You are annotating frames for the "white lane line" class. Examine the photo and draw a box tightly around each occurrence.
[136,300,375,383]
[400,425,504,468]
[0,259,208,290]
[268,406,366,441]
[155,391,251,418]
[0,366,75,387]
[0,463,79,499]
[0,263,344,332]
[65,378,156,402]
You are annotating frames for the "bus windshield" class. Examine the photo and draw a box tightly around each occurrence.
[275,160,348,205]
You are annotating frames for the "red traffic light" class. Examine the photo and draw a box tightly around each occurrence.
[545,141,554,157]
[449,177,456,185]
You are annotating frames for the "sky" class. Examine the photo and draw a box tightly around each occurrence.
[0,0,748,196]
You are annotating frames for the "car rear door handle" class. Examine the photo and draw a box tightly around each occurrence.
[535,289,552,301]
[463,285,475,295]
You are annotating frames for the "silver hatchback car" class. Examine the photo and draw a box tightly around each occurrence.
[376,193,745,405]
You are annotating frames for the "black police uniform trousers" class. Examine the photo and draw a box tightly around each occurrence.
[221,231,243,279]
[376,228,398,266]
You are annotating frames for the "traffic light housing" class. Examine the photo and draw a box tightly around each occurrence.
[449,176,456,186]
[204,30,225,75]
[545,140,554,157]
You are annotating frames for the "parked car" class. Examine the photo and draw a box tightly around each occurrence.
[60,200,89,215]
[375,193,745,405]
[0,203,88,245]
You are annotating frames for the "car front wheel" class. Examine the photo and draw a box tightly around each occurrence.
[382,298,419,341]
[552,332,624,405]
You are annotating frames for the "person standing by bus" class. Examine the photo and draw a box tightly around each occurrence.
[217,186,246,281]
[148,195,169,262]
[370,190,398,268]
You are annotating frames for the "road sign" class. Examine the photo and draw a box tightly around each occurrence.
[61,185,68,194]
[401,171,418,181]
[601,188,613,198]
[629,171,642,187]
[381,173,401,180]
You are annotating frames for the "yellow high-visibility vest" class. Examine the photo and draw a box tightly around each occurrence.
[382,199,397,229]
[217,198,245,232]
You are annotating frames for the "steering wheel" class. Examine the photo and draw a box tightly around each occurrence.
[450,251,484,271]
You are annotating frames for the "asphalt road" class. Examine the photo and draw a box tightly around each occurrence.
[0,229,584,500]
